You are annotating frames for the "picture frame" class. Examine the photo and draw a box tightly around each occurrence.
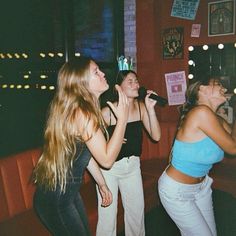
[162,27,184,60]
[208,0,235,36]
[217,94,234,124]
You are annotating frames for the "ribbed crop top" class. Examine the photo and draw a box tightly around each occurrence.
[171,136,224,178]
[107,121,143,161]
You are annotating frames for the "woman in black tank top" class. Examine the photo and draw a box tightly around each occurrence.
[96,70,161,236]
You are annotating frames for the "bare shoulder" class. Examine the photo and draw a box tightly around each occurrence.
[188,105,215,122]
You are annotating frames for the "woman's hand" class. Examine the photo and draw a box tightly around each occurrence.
[145,90,157,110]
[98,184,113,207]
[107,85,129,124]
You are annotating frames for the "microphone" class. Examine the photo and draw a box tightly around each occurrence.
[138,87,168,106]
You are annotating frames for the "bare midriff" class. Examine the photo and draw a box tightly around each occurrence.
[166,165,205,184]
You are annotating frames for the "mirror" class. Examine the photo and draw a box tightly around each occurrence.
[188,42,236,93]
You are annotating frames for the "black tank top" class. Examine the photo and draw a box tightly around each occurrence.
[107,102,143,161]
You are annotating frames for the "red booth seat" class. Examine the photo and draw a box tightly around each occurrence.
[0,121,235,236]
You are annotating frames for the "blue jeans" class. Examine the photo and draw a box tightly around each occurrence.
[158,171,216,236]
[34,181,91,236]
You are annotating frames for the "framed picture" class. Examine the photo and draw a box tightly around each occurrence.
[208,0,235,36]
[162,27,184,59]
[217,94,234,124]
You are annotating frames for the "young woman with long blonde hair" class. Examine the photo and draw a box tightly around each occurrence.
[33,57,129,236]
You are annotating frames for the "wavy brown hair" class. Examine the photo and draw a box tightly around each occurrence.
[33,57,106,192]
[178,77,219,128]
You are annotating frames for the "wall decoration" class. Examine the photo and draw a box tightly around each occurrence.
[217,94,234,124]
[191,24,201,37]
[171,0,200,20]
[165,71,187,106]
[162,27,184,59]
[208,0,235,36]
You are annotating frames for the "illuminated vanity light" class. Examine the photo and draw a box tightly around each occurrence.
[218,44,224,49]
[75,52,80,57]
[10,84,15,89]
[16,85,22,89]
[202,45,208,50]
[14,53,20,58]
[41,85,47,90]
[22,53,28,58]
[24,75,30,79]
[48,53,54,57]
[40,53,46,58]
[188,60,194,66]
[40,75,47,79]
[57,53,63,57]
[188,46,194,51]
[234,88,236,94]
[24,85,30,89]
[188,74,194,79]
[2,84,8,88]
[234,42,236,48]
[7,53,13,58]
[49,86,55,90]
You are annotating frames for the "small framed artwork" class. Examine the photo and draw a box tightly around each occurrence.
[208,0,235,36]
[217,94,234,124]
[162,27,184,60]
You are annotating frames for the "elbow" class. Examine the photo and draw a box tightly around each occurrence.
[99,160,113,169]
[152,133,161,142]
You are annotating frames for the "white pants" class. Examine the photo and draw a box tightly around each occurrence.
[158,171,217,236]
[96,156,145,236]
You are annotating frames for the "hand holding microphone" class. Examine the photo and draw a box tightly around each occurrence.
[138,87,168,107]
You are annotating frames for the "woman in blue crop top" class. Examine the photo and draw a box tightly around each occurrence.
[33,57,129,236]
[96,70,161,236]
[158,77,236,236]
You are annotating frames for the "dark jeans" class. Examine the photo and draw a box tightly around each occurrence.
[33,182,91,236]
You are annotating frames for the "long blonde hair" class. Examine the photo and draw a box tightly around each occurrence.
[34,57,106,192]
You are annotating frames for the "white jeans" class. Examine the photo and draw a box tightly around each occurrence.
[158,171,217,236]
[96,156,145,236]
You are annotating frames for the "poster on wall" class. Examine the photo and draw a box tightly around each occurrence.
[162,27,184,59]
[191,24,201,37]
[208,0,235,36]
[171,0,200,20]
[165,71,187,106]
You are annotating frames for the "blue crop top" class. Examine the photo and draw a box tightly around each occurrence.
[171,136,224,178]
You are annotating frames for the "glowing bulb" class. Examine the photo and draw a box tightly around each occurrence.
[188,74,194,79]
[234,88,236,94]
[40,75,47,79]
[188,60,194,66]
[202,45,208,50]
[188,46,194,51]
[22,53,28,58]
[75,52,80,57]
[218,44,224,49]
[49,86,55,90]
[7,53,13,58]
[24,75,29,79]
[40,53,46,58]
[57,53,63,57]
[16,85,22,89]
[24,85,30,89]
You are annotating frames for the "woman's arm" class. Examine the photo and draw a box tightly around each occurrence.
[80,85,129,169]
[141,93,161,141]
[87,158,112,207]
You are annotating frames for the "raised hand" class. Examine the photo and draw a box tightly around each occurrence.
[107,84,129,123]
